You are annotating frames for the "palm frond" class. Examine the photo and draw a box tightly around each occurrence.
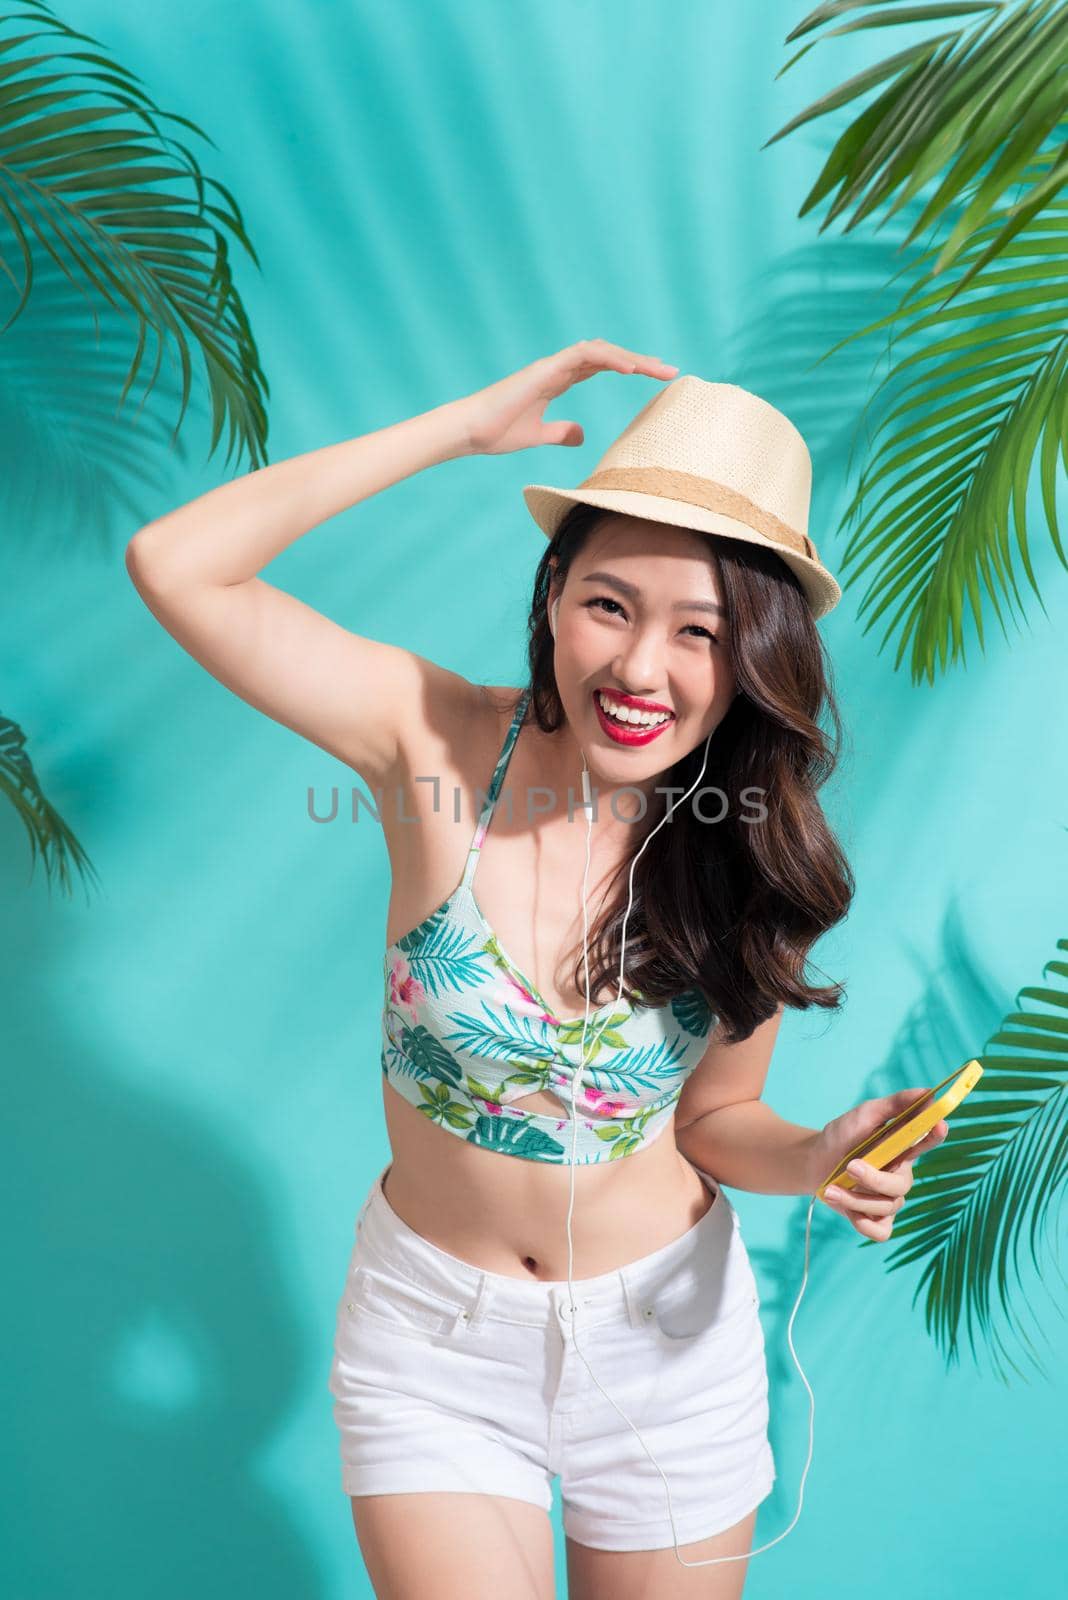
[816,164,1068,681]
[0,0,268,469]
[880,936,1068,1382]
[770,1,1068,294]
[0,714,99,897]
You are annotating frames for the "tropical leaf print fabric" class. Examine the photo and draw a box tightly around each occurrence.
[380,685,716,1164]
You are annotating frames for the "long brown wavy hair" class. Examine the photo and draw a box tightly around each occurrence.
[517,501,854,1045]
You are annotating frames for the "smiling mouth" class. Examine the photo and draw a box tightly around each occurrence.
[592,689,675,743]
[594,688,674,726]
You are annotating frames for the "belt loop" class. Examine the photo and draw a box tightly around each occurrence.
[453,1274,492,1334]
[619,1266,656,1331]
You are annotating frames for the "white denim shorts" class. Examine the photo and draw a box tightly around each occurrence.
[328,1157,776,1553]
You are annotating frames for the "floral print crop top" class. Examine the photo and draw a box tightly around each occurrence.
[381,685,716,1164]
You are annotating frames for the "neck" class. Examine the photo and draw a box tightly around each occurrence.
[544,722,670,837]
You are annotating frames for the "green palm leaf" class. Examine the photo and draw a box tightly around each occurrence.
[766,2,1068,677]
[816,166,1068,680]
[880,936,1068,1381]
[0,713,98,896]
[771,1,1068,293]
[0,0,268,467]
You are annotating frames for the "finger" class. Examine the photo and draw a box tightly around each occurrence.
[853,1213,895,1242]
[621,348,679,373]
[845,1158,903,1197]
[882,1145,933,1184]
[569,339,677,377]
[826,1196,894,1240]
[825,1186,903,1219]
[638,355,680,373]
[540,419,584,446]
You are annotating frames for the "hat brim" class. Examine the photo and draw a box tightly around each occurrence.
[522,484,841,621]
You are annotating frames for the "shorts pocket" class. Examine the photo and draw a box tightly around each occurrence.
[343,1263,464,1341]
[652,1262,759,1343]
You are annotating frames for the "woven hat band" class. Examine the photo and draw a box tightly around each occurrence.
[580,465,814,561]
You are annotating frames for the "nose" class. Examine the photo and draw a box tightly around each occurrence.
[611,629,666,697]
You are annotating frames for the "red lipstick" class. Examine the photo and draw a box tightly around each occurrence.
[592,688,675,747]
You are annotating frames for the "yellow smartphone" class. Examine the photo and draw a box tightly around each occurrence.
[817,1059,983,1199]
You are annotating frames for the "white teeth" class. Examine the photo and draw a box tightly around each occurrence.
[597,691,672,727]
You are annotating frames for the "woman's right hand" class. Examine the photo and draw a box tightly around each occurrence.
[456,339,678,457]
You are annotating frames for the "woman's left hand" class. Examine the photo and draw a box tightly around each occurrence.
[808,1088,950,1241]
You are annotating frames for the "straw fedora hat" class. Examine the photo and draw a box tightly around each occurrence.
[522,374,841,619]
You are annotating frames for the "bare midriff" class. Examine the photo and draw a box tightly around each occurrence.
[372,680,717,1281]
[380,1075,716,1281]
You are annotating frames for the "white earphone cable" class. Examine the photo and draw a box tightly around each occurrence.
[559,736,818,1567]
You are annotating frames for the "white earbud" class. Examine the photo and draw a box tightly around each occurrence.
[549,597,560,638]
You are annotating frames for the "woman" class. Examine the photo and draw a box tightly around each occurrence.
[126,340,947,1600]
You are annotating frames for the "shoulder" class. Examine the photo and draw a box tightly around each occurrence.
[461,682,529,750]
[480,682,527,713]
[393,674,525,781]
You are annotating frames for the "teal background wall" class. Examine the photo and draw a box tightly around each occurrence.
[3,1,1065,1594]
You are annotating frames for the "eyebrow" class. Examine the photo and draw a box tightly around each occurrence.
[580,570,727,618]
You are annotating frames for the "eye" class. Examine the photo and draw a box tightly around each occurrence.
[583,596,718,643]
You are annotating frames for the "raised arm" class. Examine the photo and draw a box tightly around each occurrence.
[124,400,476,789]
[125,341,677,786]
